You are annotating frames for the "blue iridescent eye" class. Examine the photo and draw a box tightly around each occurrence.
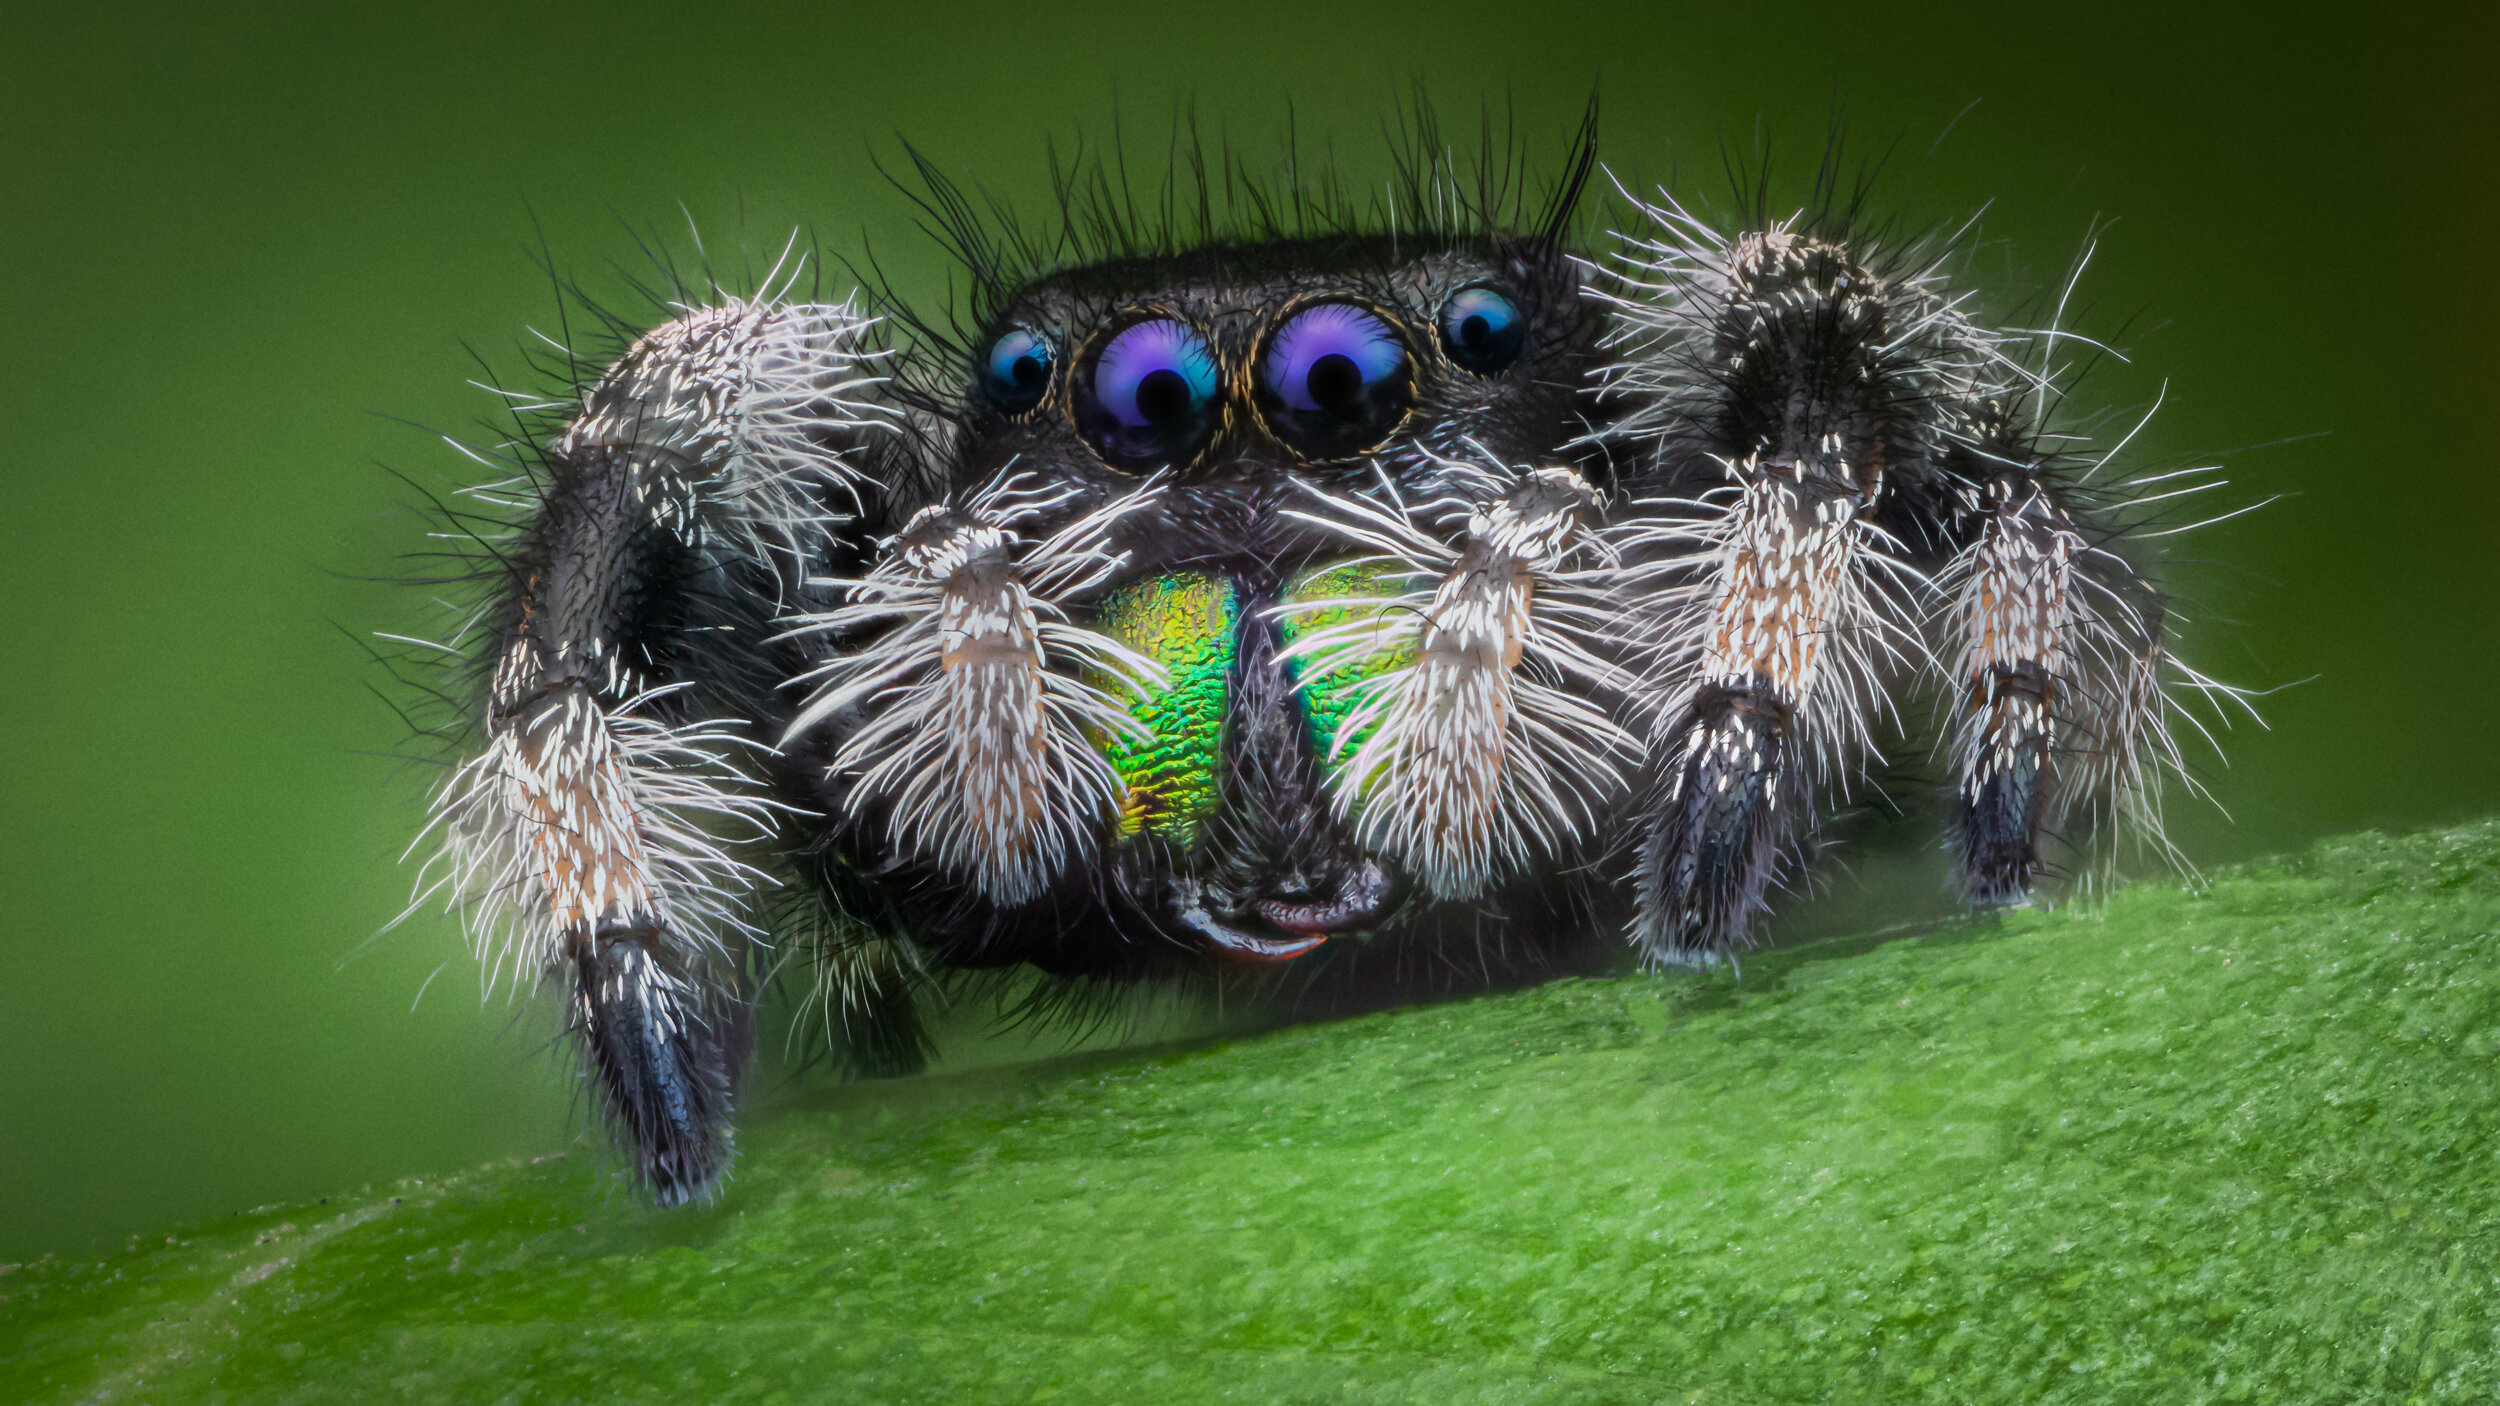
[1255,303,1414,460]
[1437,287,1524,375]
[1076,318,1221,469]
[981,326,1055,415]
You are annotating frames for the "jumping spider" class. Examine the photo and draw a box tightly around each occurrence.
[397,120,2240,1203]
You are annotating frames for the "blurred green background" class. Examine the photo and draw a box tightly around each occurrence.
[1,0,2490,1264]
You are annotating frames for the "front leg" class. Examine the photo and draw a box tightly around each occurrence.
[1597,218,1958,965]
[416,297,886,1204]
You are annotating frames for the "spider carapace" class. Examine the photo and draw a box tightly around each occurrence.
[405,124,2236,1204]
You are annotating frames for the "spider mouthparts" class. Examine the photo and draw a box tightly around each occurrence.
[1252,861,1391,935]
[1173,902,1329,963]
[1164,861,1391,962]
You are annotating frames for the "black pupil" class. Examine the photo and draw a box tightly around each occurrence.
[1306,353,1363,416]
[1011,354,1044,390]
[1460,313,1491,348]
[1135,367,1192,426]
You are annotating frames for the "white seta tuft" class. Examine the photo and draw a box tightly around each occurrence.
[555,288,896,584]
[1277,456,1638,899]
[1615,469,1930,795]
[403,684,786,1002]
[780,473,1167,906]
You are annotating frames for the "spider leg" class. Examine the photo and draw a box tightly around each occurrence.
[417,296,891,1204]
[1593,204,1987,965]
[1936,437,2209,904]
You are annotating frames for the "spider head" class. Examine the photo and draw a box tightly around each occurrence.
[888,236,1614,979]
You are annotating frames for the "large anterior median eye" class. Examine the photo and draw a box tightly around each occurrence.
[1256,303,1413,460]
[981,326,1056,415]
[1075,318,1221,469]
[1437,287,1524,375]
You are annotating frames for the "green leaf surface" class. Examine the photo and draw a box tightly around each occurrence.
[11,822,2500,1403]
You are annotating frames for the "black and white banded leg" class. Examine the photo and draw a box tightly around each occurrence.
[1939,456,2209,904]
[415,297,887,1203]
[1599,220,1960,965]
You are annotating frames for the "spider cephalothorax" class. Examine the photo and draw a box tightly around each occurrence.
[778,230,1625,986]
[397,121,2242,1204]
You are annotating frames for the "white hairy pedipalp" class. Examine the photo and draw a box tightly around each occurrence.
[780,474,1168,905]
[1277,457,1638,899]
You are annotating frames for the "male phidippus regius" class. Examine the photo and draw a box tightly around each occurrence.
[395,115,2247,1205]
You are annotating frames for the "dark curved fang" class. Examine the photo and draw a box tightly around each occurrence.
[1175,902,1328,963]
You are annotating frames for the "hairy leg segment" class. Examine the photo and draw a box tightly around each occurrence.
[415,299,889,1202]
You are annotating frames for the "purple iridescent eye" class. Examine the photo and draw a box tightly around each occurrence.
[1075,318,1221,469]
[1255,303,1413,460]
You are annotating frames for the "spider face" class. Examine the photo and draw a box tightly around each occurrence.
[402,131,2242,1205]
[870,237,1609,972]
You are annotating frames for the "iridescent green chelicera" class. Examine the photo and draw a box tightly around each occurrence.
[1091,564,1421,840]
[1277,562,1421,772]
[1093,573,1238,842]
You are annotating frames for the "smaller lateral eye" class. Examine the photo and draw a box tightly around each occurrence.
[1438,287,1524,375]
[981,326,1055,415]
